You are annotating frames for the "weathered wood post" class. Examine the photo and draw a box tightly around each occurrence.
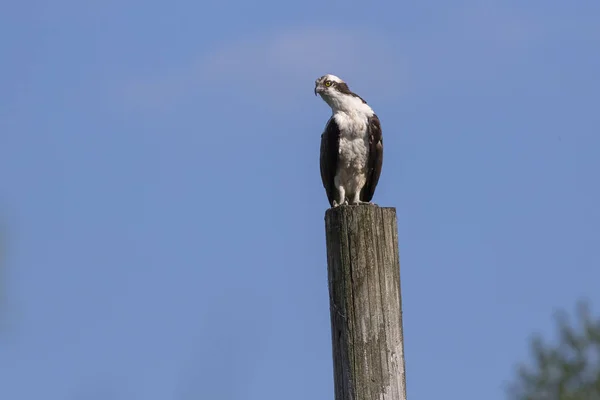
[325,205,407,400]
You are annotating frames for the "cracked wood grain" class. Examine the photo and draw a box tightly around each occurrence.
[325,205,407,400]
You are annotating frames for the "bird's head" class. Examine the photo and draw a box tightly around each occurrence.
[314,74,346,97]
[314,74,368,112]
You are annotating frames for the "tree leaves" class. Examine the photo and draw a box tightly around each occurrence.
[508,300,600,400]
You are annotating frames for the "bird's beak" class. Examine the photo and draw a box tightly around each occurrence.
[314,85,318,96]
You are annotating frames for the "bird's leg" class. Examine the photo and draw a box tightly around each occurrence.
[333,186,346,207]
[350,191,372,205]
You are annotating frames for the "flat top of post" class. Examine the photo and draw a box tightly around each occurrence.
[324,204,397,218]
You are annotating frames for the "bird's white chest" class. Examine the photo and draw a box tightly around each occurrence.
[334,113,369,170]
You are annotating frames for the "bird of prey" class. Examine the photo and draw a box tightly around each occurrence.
[314,74,383,208]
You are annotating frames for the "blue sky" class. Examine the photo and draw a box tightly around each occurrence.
[1,0,599,399]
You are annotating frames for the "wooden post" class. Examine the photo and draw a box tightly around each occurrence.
[325,205,407,400]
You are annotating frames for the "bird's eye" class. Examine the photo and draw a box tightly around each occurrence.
[325,80,332,87]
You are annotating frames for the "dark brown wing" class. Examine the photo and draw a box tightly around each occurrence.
[360,114,383,202]
[319,117,340,207]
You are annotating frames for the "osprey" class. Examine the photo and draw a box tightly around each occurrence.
[315,74,383,207]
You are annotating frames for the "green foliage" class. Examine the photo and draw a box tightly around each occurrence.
[509,301,600,400]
